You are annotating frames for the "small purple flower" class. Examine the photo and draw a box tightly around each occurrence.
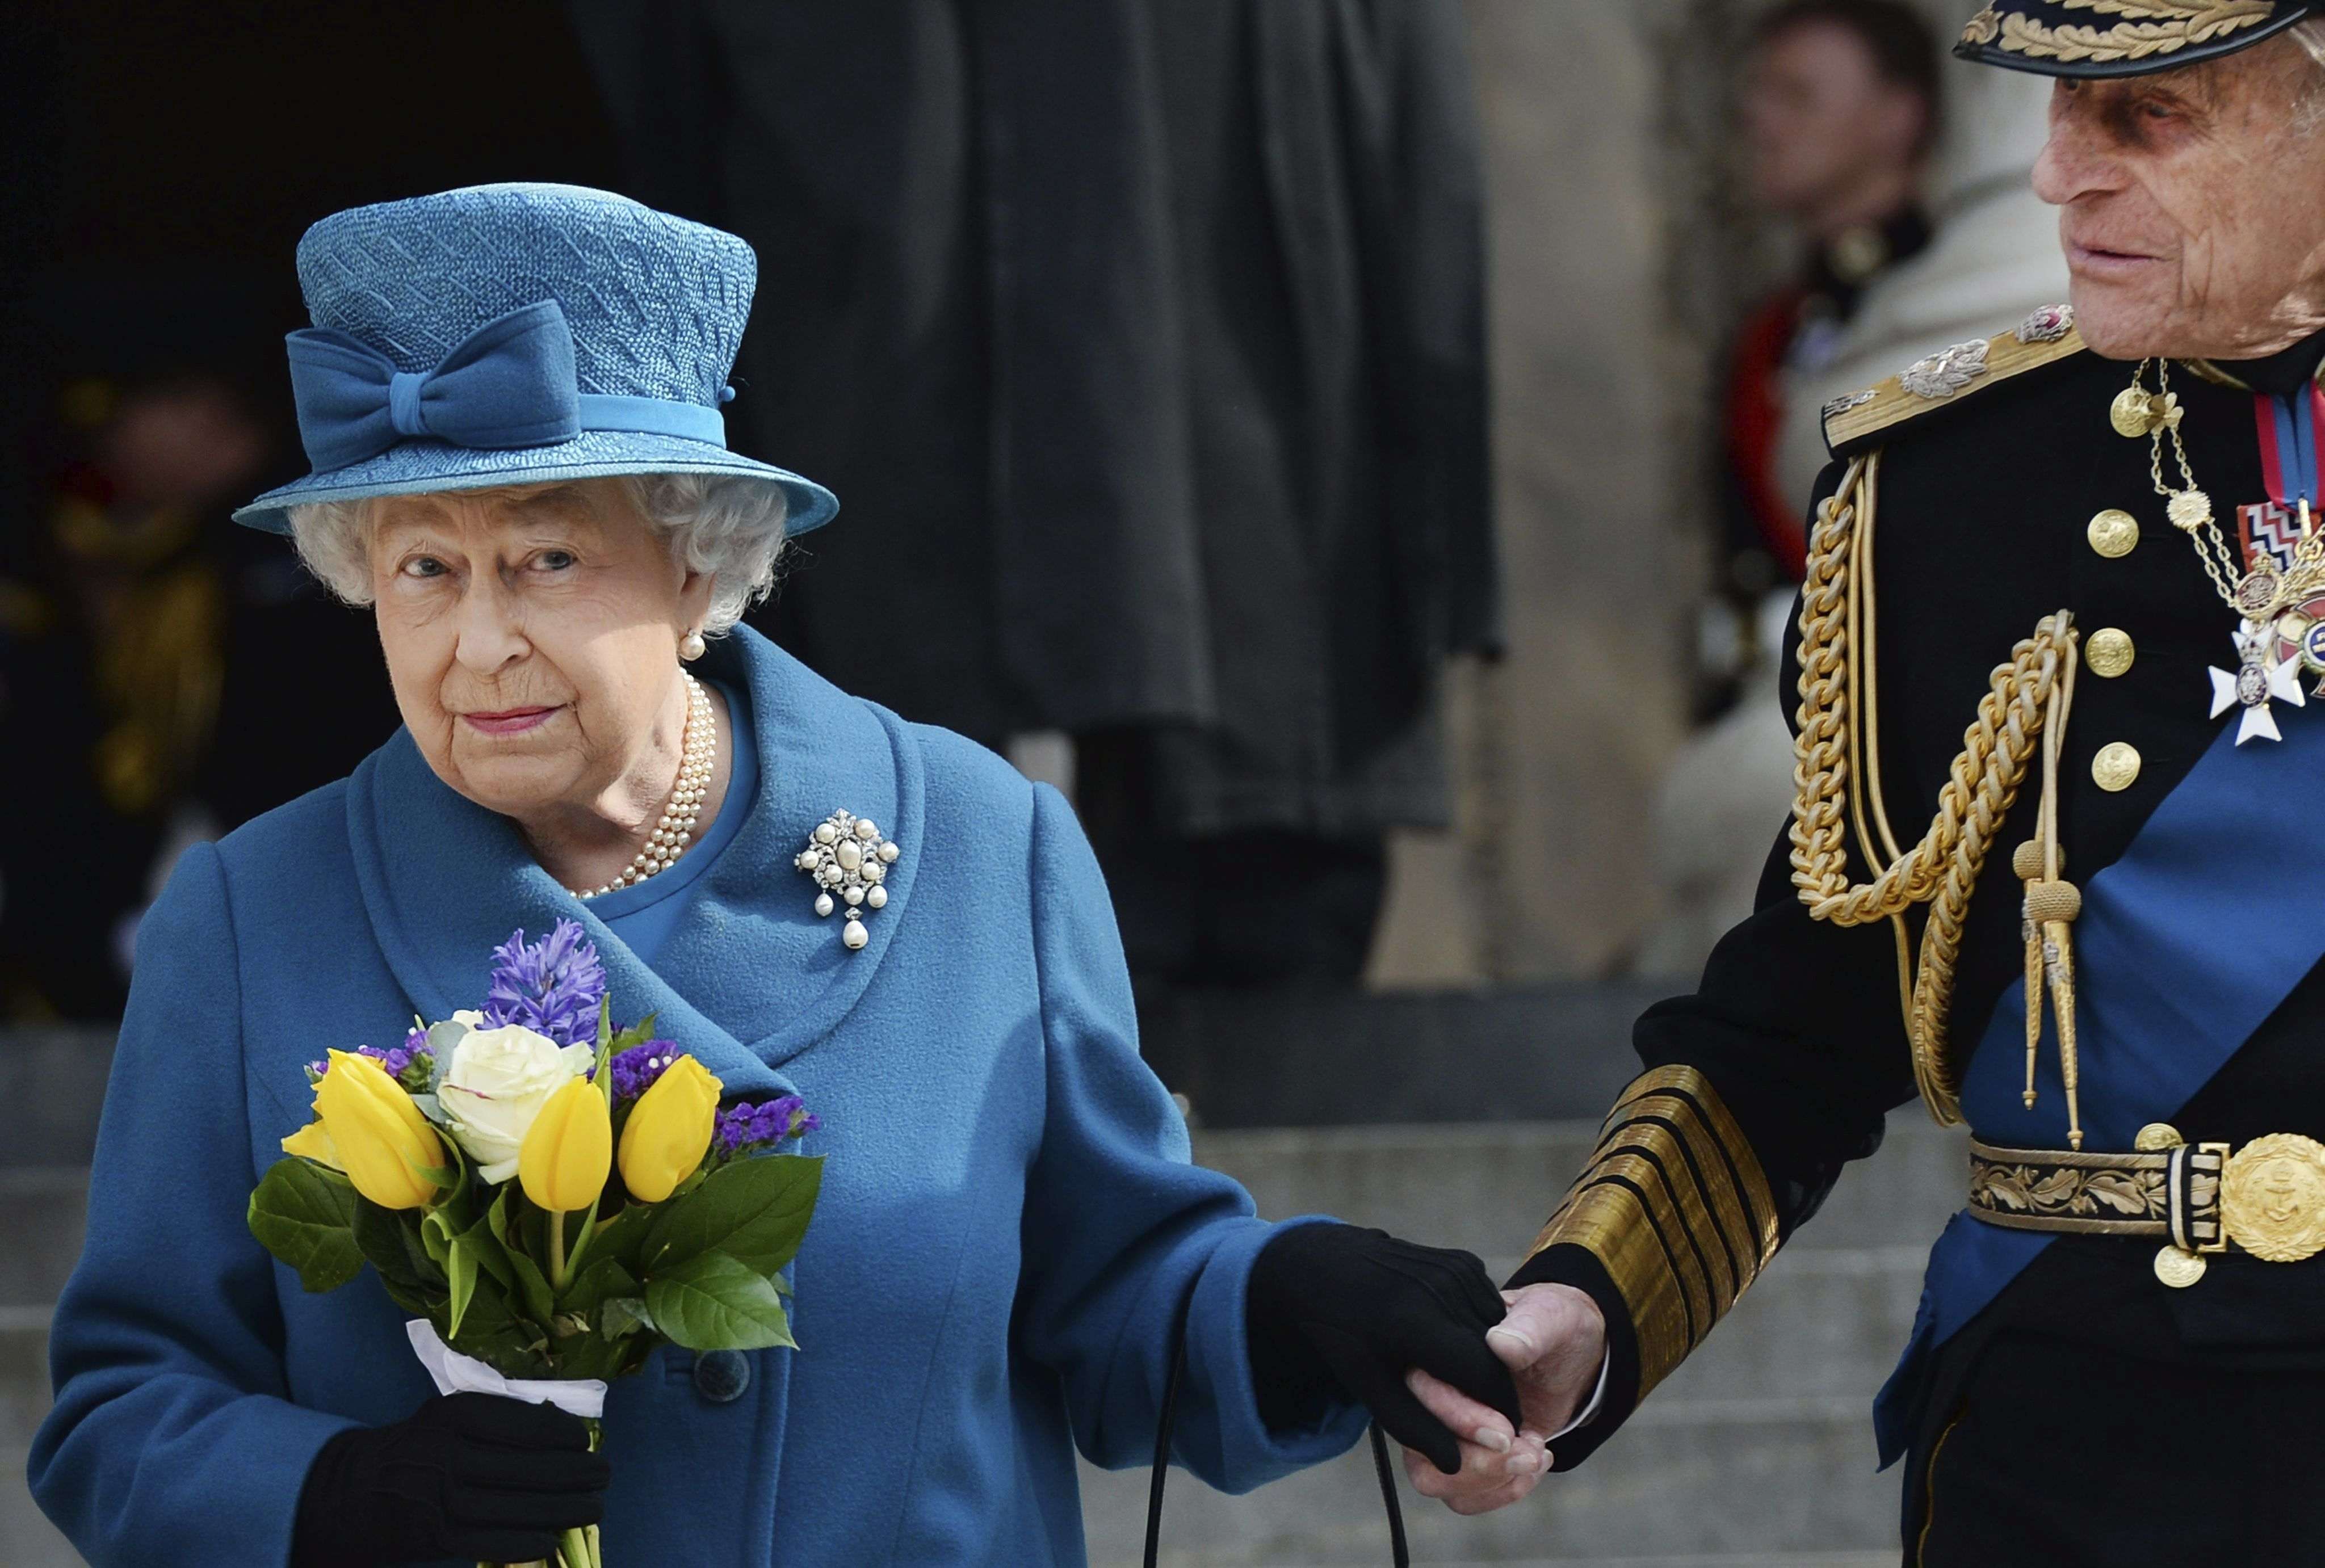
[610,1041,686,1102]
[712,1094,820,1158]
[309,1035,435,1093]
[482,920,607,1048]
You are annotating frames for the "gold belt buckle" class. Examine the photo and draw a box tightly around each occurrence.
[2219,1133,2325,1262]
[2150,1129,2325,1287]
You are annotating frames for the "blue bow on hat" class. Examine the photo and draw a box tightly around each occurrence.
[233,183,837,537]
[284,299,727,474]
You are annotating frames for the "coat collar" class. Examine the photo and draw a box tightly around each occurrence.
[343,626,926,1100]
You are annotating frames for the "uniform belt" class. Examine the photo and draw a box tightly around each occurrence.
[1969,1128,2325,1285]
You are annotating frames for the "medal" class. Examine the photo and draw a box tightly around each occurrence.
[2125,359,2325,742]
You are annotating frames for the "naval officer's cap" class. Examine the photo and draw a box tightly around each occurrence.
[1956,0,2315,78]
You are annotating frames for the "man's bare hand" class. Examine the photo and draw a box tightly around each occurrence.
[1399,1283,1607,1515]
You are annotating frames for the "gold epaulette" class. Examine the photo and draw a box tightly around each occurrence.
[1522,1067,1779,1401]
[1822,306,2087,456]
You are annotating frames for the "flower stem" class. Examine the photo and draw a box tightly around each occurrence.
[559,1527,591,1567]
[548,1208,569,1290]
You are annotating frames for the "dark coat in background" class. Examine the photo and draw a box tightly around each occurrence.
[567,0,1495,840]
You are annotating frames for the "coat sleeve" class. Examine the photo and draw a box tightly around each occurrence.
[1011,783,1370,1492]
[1509,462,1920,1469]
[28,842,359,1566]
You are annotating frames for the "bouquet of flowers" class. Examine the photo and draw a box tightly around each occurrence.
[247,920,821,1568]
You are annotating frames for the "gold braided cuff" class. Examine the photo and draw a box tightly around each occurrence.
[1523,1067,1781,1398]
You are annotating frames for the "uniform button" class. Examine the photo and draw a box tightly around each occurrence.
[694,1350,750,1403]
[2088,509,2139,558]
[2092,741,2142,792]
[2087,628,2135,677]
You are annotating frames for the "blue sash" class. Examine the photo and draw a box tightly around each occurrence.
[1871,708,2325,1465]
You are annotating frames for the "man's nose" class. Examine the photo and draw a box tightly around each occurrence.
[2032,111,2119,209]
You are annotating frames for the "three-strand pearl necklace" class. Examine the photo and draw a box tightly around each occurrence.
[572,672,716,900]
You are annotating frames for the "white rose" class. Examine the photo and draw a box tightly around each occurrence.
[437,1023,597,1183]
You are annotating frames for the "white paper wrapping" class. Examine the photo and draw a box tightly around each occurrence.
[406,1319,607,1419]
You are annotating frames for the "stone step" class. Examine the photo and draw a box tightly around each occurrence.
[0,1172,86,1310]
[1082,1403,1900,1566]
[0,1448,79,1568]
[1190,1112,1966,1262]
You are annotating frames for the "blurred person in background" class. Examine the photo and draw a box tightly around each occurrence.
[0,281,400,1020]
[1640,4,2066,980]
[1711,0,1941,710]
[566,0,1497,994]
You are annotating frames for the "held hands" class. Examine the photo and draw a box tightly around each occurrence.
[1245,1225,1525,1475]
[1399,1283,1607,1514]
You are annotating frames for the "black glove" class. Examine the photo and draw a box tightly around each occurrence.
[291,1392,611,1568]
[1246,1223,1523,1475]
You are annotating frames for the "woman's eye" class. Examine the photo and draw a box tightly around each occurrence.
[400,556,448,579]
[535,550,578,571]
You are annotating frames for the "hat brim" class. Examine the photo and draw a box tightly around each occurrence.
[232,430,838,537]
[1955,7,2307,79]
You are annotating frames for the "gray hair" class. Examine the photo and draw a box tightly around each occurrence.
[284,472,789,635]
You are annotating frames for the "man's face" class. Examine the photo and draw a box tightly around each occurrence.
[2034,35,2325,359]
[1743,22,1925,220]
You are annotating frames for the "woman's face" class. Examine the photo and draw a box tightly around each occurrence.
[368,480,712,821]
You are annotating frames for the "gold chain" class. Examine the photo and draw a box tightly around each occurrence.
[2137,360,2251,609]
[1790,453,2078,1123]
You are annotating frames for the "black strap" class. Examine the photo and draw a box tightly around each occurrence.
[1144,1311,1409,1568]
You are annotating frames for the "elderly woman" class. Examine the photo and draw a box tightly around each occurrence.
[24,185,1526,1568]
[1400,5,2325,1561]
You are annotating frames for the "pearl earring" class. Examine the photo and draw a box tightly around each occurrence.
[679,629,707,662]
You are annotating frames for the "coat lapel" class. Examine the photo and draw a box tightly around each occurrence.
[342,627,924,1097]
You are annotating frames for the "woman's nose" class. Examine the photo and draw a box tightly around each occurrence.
[452,577,529,674]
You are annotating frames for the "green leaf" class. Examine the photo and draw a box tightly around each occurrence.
[559,1256,639,1319]
[248,1158,363,1293]
[601,1296,654,1339]
[643,1154,824,1277]
[447,1237,478,1339]
[352,1199,447,1316]
[644,1252,796,1352]
[505,1235,558,1326]
[606,1013,660,1054]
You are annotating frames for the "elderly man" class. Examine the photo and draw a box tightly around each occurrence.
[1403,3,2325,1561]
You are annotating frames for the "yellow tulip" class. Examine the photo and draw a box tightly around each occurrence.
[314,1049,446,1210]
[519,1075,612,1213]
[280,1120,344,1171]
[618,1057,724,1203]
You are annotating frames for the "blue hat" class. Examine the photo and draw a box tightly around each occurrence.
[233,183,838,536]
[1956,1,2313,78]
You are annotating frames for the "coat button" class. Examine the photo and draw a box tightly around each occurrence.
[694,1350,750,1403]
[2092,741,2142,792]
[2088,509,2139,558]
[2087,628,2135,677]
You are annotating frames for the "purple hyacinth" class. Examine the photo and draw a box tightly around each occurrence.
[609,1041,686,1102]
[307,1031,435,1092]
[712,1095,820,1159]
[482,921,607,1048]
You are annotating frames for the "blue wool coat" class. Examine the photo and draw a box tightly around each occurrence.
[29,628,1365,1567]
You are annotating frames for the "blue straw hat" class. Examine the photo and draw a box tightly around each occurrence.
[233,183,837,536]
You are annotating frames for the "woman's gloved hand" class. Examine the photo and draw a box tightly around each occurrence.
[1246,1223,1524,1474]
[290,1392,611,1568]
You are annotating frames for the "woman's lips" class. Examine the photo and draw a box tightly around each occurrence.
[462,706,559,736]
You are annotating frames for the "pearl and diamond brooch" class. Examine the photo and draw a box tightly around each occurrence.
[794,810,900,951]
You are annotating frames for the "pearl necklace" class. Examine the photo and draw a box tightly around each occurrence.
[572,672,716,900]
